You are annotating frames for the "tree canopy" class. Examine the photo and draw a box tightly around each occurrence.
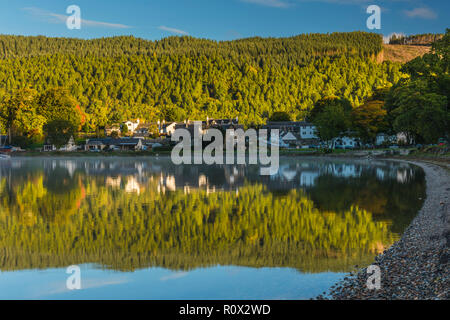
[385,29,449,143]
[0,32,400,135]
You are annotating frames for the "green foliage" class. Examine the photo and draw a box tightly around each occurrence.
[385,29,449,143]
[389,87,448,143]
[309,96,352,122]
[43,120,77,148]
[269,111,292,122]
[0,33,400,129]
[310,96,353,143]
[313,104,352,143]
[37,88,82,130]
[0,88,44,143]
[352,100,387,143]
[432,28,450,74]
[0,32,383,61]
[121,124,128,136]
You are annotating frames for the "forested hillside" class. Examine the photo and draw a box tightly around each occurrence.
[0,32,382,61]
[0,32,402,129]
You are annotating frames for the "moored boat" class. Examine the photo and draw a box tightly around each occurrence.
[0,153,10,160]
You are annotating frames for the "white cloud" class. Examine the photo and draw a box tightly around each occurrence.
[404,7,437,19]
[31,277,129,299]
[241,0,291,8]
[158,25,189,35]
[160,271,189,281]
[23,7,131,29]
[240,0,411,9]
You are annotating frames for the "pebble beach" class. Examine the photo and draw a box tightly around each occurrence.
[319,160,449,300]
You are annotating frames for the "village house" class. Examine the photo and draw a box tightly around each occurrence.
[134,125,150,137]
[334,136,361,149]
[133,122,155,137]
[105,124,121,136]
[85,138,144,151]
[263,121,318,138]
[44,136,77,152]
[264,121,319,148]
[376,132,415,146]
[122,119,140,134]
[205,117,244,131]
[158,121,177,136]
[280,132,299,148]
[175,121,206,137]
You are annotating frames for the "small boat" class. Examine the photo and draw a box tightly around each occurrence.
[0,153,10,160]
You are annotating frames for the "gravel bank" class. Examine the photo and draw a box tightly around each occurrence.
[320,160,450,300]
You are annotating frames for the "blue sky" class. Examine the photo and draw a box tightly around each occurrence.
[0,0,448,41]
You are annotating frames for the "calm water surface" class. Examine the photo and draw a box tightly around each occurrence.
[0,157,425,299]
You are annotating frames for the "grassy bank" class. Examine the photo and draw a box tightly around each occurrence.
[11,150,172,157]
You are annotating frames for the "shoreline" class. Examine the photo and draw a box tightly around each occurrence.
[320,159,449,300]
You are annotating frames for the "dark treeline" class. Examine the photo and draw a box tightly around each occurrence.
[389,33,443,46]
[0,32,382,62]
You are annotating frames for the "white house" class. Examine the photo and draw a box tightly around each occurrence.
[123,119,140,134]
[44,136,77,152]
[263,121,318,140]
[334,136,361,149]
[299,123,318,139]
[85,138,144,151]
[376,132,414,146]
[280,132,299,147]
[159,121,177,136]
[376,133,390,146]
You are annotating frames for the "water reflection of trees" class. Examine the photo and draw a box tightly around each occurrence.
[0,159,425,273]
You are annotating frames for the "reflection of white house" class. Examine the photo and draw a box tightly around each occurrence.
[106,176,122,188]
[376,168,385,181]
[199,175,207,187]
[300,171,319,187]
[279,166,298,181]
[60,160,76,177]
[328,164,360,178]
[165,175,176,191]
[125,176,141,194]
[397,169,410,184]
